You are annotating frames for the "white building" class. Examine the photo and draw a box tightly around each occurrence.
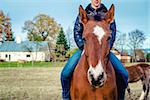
[111,48,131,63]
[0,41,49,62]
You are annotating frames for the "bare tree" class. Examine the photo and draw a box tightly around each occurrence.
[66,26,76,49]
[134,49,145,62]
[114,31,127,52]
[128,29,146,62]
[66,27,71,50]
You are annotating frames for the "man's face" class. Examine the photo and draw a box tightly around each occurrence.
[91,0,101,7]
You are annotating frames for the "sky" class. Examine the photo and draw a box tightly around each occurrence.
[0,0,149,48]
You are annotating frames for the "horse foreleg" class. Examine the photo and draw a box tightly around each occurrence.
[143,78,150,100]
[140,84,150,100]
[144,84,149,100]
[139,77,150,100]
[127,85,133,100]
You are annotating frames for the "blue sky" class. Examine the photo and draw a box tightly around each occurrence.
[0,0,149,48]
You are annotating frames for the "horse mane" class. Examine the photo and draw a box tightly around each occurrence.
[126,63,150,68]
[137,63,150,68]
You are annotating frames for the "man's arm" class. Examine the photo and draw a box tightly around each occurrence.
[73,15,84,50]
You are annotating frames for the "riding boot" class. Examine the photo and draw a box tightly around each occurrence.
[60,49,82,100]
[109,52,128,100]
[117,88,126,100]
[61,77,71,100]
[116,74,126,100]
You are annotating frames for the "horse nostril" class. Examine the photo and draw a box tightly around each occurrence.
[101,72,104,77]
[89,70,92,74]
[98,72,104,80]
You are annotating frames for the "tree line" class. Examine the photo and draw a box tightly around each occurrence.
[114,29,149,62]
[0,10,149,62]
[22,14,71,61]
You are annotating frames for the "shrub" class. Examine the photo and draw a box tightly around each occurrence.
[66,48,78,58]
[146,53,150,62]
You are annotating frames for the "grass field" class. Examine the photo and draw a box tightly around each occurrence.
[0,62,149,100]
[0,62,66,67]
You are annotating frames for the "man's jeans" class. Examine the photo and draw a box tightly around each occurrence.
[60,49,128,100]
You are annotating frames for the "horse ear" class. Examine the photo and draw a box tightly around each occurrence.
[79,5,88,24]
[104,4,115,24]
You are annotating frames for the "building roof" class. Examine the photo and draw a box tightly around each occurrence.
[111,48,120,55]
[120,52,130,56]
[0,41,48,52]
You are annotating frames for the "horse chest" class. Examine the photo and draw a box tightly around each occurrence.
[71,65,117,100]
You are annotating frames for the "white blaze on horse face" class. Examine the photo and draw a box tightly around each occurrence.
[93,25,106,44]
[87,60,107,86]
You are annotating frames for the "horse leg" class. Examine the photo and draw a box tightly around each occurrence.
[127,85,133,100]
[139,84,146,100]
[139,76,146,100]
[139,76,149,100]
[144,83,149,100]
[144,64,150,100]
[144,78,150,100]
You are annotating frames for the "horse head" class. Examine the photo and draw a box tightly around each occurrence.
[79,4,114,88]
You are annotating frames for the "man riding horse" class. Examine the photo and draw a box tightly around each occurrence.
[61,0,128,100]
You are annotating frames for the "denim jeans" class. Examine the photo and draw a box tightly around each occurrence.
[60,50,128,100]
[60,49,82,100]
[109,52,128,100]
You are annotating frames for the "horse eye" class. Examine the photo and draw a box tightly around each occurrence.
[83,37,86,42]
[107,36,111,41]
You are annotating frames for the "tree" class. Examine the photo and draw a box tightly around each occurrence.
[23,14,60,42]
[114,32,127,52]
[66,48,78,58]
[23,14,60,61]
[128,29,146,62]
[4,24,14,41]
[146,53,150,62]
[0,26,3,42]
[55,28,70,60]
[0,10,14,42]
[66,27,71,50]
[134,49,145,62]
[66,26,76,49]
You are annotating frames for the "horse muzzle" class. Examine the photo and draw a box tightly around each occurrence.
[87,70,107,88]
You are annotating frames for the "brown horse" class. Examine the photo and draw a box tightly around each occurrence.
[70,4,117,100]
[126,63,150,100]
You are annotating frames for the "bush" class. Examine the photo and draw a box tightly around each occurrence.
[146,53,150,62]
[66,48,78,58]
[0,59,5,62]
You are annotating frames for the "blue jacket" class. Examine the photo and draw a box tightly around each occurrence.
[74,4,116,50]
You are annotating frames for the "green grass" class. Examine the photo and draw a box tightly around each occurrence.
[0,61,66,68]
[0,61,149,68]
